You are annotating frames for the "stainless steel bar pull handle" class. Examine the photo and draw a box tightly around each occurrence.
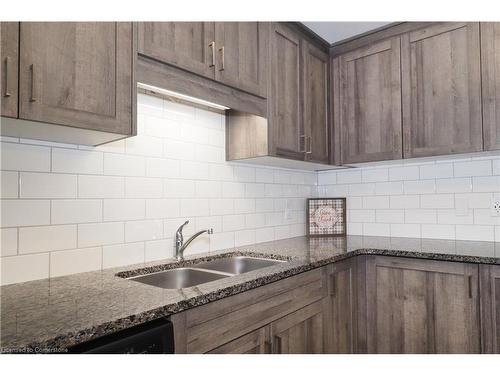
[218,46,225,71]
[208,41,215,67]
[306,136,313,154]
[299,135,306,153]
[274,335,282,354]
[4,56,11,97]
[30,64,37,102]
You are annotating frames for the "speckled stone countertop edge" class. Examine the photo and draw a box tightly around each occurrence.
[12,246,500,351]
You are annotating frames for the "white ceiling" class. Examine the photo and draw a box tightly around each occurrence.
[302,22,393,44]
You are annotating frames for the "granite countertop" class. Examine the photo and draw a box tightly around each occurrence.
[1,235,500,352]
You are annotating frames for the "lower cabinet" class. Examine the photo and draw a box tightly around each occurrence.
[363,256,481,354]
[270,300,325,354]
[479,264,500,353]
[170,256,495,354]
[208,327,270,354]
[324,257,360,353]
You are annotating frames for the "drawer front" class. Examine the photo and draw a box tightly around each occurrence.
[183,268,327,353]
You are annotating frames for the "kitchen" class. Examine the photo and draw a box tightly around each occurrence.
[1,0,499,372]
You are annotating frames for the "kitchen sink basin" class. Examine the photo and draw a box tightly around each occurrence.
[127,256,286,290]
[128,268,229,289]
[192,256,285,275]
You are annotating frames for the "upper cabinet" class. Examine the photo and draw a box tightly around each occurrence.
[137,22,215,79]
[401,22,482,158]
[18,22,134,135]
[138,22,267,97]
[334,37,402,164]
[303,40,330,164]
[214,23,268,97]
[481,22,500,151]
[1,22,19,118]
[269,23,304,160]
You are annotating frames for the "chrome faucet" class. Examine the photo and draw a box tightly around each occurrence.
[174,220,213,261]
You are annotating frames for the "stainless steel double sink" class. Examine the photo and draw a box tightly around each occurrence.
[127,256,285,290]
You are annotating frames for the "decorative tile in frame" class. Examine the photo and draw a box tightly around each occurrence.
[307,198,346,237]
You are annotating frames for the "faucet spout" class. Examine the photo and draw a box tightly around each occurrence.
[175,226,213,261]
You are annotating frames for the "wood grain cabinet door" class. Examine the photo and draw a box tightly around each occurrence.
[137,22,215,80]
[325,257,359,353]
[303,40,330,164]
[207,327,270,354]
[401,22,482,158]
[481,22,500,151]
[336,37,403,164]
[214,22,268,97]
[1,22,19,118]
[19,22,134,135]
[268,23,304,160]
[479,264,500,353]
[365,256,480,354]
[270,301,324,354]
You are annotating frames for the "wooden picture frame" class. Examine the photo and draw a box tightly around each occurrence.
[306,198,347,237]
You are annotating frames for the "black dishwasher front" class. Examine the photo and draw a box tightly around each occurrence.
[68,318,174,354]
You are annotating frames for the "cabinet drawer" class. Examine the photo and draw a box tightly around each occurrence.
[179,268,327,353]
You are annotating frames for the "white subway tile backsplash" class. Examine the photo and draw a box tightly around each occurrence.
[376,210,404,223]
[223,214,246,231]
[145,199,180,219]
[363,196,390,209]
[19,225,77,254]
[437,209,474,225]
[180,160,209,180]
[473,176,500,192]
[51,148,103,175]
[403,180,436,195]
[455,225,495,241]
[52,199,102,224]
[389,166,419,181]
[235,229,256,246]
[20,172,77,198]
[104,199,145,221]
[50,247,102,277]
[1,228,17,256]
[419,163,454,179]
[103,242,145,268]
[421,224,455,240]
[195,180,222,198]
[454,160,492,177]
[493,160,500,175]
[1,171,18,198]
[126,135,163,157]
[234,166,256,183]
[104,153,145,176]
[390,223,421,238]
[363,223,390,236]
[125,220,163,242]
[405,209,437,224]
[255,227,275,243]
[78,175,125,198]
[420,194,455,209]
[125,177,163,198]
[337,170,362,184]
[78,222,124,248]
[436,178,472,193]
[145,239,173,262]
[146,157,180,178]
[180,199,210,217]
[209,199,234,216]
[1,142,51,172]
[348,183,376,196]
[1,200,50,227]
[362,168,388,183]
[375,181,404,195]
[390,195,420,209]
[1,253,49,285]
